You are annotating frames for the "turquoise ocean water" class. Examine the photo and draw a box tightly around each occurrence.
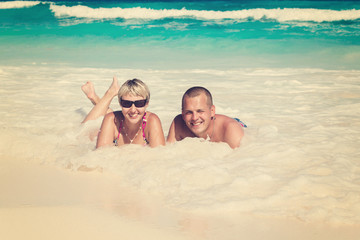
[1,0,360,69]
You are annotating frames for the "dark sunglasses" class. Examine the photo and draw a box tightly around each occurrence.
[120,98,147,108]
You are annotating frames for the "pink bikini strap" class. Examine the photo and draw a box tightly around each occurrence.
[142,112,147,141]
[115,113,147,146]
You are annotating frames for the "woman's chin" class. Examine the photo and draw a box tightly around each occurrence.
[125,115,142,123]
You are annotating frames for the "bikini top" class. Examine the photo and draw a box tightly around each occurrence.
[114,112,149,146]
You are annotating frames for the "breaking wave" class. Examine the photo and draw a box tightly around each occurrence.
[0,1,41,9]
[1,1,359,23]
[49,5,360,23]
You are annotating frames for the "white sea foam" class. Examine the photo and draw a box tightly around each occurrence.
[0,1,40,9]
[49,4,360,23]
[1,65,360,226]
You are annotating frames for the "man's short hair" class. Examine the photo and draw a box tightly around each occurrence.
[182,86,213,109]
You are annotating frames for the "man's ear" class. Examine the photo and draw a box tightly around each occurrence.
[211,105,215,118]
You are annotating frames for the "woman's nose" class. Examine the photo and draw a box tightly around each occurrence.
[129,104,136,111]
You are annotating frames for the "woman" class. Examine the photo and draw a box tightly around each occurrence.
[82,76,165,148]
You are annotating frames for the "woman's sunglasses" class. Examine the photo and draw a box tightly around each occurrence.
[120,98,147,108]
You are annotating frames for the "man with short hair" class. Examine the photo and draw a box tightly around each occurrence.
[167,86,245,149]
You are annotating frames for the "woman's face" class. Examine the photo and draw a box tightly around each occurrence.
[120,94,148,124]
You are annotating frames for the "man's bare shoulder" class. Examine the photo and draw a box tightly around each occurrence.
[171,114,193,140]
[217,114,243,131]
[215,114,236,125]
[173,114,187,132]
[173,114,184,123]
[214,114,244,148]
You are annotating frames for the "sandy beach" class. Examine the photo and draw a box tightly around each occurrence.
[1,155,360,240]
[0,157,194,240]
[1,65,360,239]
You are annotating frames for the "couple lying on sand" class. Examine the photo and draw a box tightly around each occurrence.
[82,77,246,149]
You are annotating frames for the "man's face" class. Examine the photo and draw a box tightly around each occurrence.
[182,93,215,137]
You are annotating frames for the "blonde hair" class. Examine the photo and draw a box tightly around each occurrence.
[118,79,150,103]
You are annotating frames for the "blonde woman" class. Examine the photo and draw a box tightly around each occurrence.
[82,77,165,148]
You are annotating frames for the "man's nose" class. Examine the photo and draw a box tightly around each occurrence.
[191,112,198,120]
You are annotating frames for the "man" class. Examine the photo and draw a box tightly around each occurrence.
[167,86,245,149]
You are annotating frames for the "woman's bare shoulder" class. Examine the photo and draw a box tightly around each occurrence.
[145,111,161,123]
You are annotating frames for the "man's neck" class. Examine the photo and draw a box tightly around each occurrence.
[201,117,216,140]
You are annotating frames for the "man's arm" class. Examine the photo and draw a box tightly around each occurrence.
[223,120,244,149]
[166,119,177,143]
[166,114,185,143]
